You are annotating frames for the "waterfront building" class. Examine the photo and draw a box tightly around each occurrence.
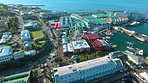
[0,46,13,63]
[60,17,73,30]
[79,13,110,29]
[84,34,110,50]
[111,17,128,25]
[139,72,148,82]
[70,39,90,53]
[21,30,31,42]
[114,12,127,18]
[52,56,124,83]
[0,32,12,44]
[13,51,25,60]
[109,51,124,58]
[124,50,143,65]
[137,13,148,20]
[0,71,30,83]
[84,33,102,40]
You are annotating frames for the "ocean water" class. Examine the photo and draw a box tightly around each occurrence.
[1,0,148,12]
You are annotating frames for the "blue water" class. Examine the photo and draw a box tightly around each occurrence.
[1,0,148,12]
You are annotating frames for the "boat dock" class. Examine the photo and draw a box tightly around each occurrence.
[113,27,148,42]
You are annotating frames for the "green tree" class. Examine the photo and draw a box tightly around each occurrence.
[54,57,62,64]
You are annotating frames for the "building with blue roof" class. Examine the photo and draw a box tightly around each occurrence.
[114,12,127,18]
[21,30,31,42]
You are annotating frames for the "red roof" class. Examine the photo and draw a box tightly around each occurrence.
[90,40,104,50]
[84,33,102,40]
[54,23,61,30]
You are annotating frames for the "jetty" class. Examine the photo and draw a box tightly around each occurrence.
[113,27,148,42]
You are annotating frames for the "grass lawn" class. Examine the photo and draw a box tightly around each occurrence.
[31,30,44,39]
[0,6,5,11]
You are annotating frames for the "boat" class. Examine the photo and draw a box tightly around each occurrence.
[106,36,110,39]
[127,42,133,45]
[138,50,143,55]
[130,21,140,26]
[127,46,136,52]
[111,45,117,48]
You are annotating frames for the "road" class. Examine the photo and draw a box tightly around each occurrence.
[16,14,24,31]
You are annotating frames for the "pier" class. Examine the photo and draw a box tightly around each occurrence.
[113,27,148,42]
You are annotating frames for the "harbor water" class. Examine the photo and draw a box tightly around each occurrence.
[110,23,148,58]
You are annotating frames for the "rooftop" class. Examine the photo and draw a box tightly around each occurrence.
[71,39,90,49]
[84,33,102,40]
[21,30,31,39]
[0,46,12,57]
[53,56,121,76]
[139,72,148,81]
[2,71,30,83]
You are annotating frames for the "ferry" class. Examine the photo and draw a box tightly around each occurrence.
[130,21,140,26]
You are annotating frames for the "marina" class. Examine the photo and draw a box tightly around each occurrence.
[113,26,148,43]
[110,31,148,59]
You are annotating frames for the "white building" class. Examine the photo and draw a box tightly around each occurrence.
[71,40,90,53]
[0,32,12,44]
[139,72,148,82]
[124,50,143,65]
[13,51,25,60]
[63,43,73,53]
[25,50,36,56]
[21,30,31,42]
[0,46,13,63]
[52,56,124,83]
[23,21,41,30]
